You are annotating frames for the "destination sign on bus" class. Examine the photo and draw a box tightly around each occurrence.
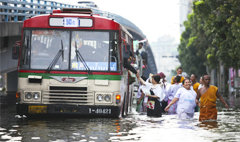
[49,17,93,27]
[64,17,78,27]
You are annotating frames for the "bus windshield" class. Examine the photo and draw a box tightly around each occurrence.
[20,29,120,72]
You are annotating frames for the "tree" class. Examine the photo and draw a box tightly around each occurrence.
[193,0,240,69]
[178,0,240,79]
[178,13,207,77]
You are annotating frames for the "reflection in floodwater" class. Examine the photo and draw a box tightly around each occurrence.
[198,121,218,129]
[110,109,240,142]
[0,103,240,142]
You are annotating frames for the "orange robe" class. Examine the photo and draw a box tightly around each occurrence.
[193,82,200,93]
[171,76,184,84]
[199,85,218,121]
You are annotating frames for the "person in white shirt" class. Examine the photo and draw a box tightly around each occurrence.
[165,78,197,119]
[198,76,204,90]
[136,73,165,117]
[165,76,182,114]
[158,72,168,113]
[136,77,148,112]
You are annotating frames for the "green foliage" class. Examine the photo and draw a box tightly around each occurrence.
[178,0,240,77]
[178,11,207,77]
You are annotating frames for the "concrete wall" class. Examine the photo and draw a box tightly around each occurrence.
[0,36,20,73]
[0,22,22,94]
[0,22,22,73]
[0,22,23,37]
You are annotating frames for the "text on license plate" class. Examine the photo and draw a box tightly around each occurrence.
[89,108,111,114]
[28,105,47,114]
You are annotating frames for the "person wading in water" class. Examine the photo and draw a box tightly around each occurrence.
[196,74,229,121]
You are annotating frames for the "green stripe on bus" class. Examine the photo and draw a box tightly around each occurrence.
[18,72,122,80]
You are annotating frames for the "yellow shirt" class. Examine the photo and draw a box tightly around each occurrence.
[171,76,184,84]
[192,82,200,93]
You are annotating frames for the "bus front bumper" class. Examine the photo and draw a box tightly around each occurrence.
[16,103,121,117]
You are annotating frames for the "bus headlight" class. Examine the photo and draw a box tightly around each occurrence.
[97,94,103,101]
[24,91,41,101]
[95,93,112,103]
[25,92,32,99]
[33,92,40,100]
[104,95,111,102]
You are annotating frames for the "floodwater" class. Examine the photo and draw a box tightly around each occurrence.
[0,96,240,142]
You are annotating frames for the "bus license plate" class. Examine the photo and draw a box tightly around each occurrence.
[89,108,111,114]
[28,105,47,114]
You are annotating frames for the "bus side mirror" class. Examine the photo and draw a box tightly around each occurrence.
[12,41,20,59]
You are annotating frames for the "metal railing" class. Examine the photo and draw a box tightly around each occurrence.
[0,0,145,38]
[0,0,82,22]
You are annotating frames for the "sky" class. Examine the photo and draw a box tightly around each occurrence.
[52,0,181,43]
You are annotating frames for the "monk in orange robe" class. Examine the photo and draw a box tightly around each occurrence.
[196,74,229,121]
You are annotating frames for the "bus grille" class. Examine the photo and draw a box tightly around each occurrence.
[42,86,94,105]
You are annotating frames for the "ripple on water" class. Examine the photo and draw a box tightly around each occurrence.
[11,136,22,141]
[9,129,17,132]
[31,137,40,140]
[89,136,98,139]
[49,139,65,142]
[108,112,222,142]
[1,106,240,142]
[0,127,6,131]
[0,132,6,135]
[1,134,12,140]
[12,125,19,128]
[72,132,81,136]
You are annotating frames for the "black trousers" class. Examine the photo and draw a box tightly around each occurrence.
[147,97,162,117]
[161,100,168,113]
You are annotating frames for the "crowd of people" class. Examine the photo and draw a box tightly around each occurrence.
[123,42,229,122]
[129,53,228,122]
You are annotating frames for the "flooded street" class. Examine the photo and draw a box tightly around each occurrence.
[1,1,240,142]
[1,96,240,142]
[127,109,240,142]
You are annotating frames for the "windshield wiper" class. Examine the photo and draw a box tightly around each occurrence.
[75,41,91,73]
[47,40,64,72]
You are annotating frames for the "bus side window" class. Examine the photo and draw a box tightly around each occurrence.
[121,40,126,66]
[110,32,119,71]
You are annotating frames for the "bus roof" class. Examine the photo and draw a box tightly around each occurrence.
[23,9,120,30]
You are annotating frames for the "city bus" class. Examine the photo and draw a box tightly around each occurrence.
[16,8,134,117]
